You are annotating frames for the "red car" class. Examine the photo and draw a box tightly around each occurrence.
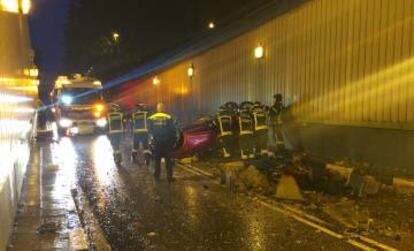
[174,116,217,159]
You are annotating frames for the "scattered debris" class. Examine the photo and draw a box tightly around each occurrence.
[238,165,273,194]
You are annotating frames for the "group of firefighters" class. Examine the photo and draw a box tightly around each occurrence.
[106,94,285,182]
[107,102,177,182]
[216,94,285,160]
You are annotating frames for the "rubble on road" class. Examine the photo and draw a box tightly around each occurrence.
[238,165,273,194]
[218,162,274,195]
[187,153,414,248]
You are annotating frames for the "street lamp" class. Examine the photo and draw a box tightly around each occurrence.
[254,44,264,59]
[208,21,215,30]
[112,32,120,42]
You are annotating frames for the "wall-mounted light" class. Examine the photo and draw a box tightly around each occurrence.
[153,76,160,86]
[254,44,264,59]
[187,64,194,78]
[208,21,215,29]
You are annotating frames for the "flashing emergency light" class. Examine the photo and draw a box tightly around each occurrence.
[95,104,104,112]
[61,95,73,105]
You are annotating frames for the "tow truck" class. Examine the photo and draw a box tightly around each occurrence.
[52,74,107,136]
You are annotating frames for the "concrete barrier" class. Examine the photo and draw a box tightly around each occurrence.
[326,163,414,195]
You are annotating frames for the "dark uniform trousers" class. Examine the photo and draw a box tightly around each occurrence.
[153,144,174,180]
[109,133,123,152]
[148,112,176,181]
[133,132,149,151]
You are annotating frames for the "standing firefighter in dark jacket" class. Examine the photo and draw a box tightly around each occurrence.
[148,103,177,182]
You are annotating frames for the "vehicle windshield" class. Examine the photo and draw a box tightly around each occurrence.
[60,88,102,105]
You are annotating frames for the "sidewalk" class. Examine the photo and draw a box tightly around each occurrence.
[7,142,87,251]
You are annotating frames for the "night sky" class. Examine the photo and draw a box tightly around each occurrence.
[29,0,272,78]
[29,0,69,74]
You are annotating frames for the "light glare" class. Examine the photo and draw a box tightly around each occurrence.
[61,95,73,105]
[1,0,19,13]
[153,76,160,86]
[21,0,31,14]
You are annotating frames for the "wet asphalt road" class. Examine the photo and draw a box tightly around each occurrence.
[60,135,358,251]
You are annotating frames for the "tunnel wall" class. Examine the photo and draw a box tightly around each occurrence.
[112,0,414,175]
[0,9,38,250]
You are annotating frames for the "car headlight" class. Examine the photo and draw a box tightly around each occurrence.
[59,118,72,128]
[96,118,107,127]
[69,127,79,134]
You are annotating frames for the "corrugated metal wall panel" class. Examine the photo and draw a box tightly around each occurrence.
[113,0,414,129]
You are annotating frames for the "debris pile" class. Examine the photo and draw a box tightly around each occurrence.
[219,162,273,195]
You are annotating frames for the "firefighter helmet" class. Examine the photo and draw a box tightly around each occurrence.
[135,103,147,111]
[274,93,283,102]
[109,103,121,113]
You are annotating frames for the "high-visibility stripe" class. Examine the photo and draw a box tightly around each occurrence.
[149,112,171,120]
[217,115,232,136]
[255,125,268,131]
[219,131,233,137]
[109,130,123,134]
[240,130,253,135]
[108,112,124,132]
[132,112,148,131]
[134,129,148,133]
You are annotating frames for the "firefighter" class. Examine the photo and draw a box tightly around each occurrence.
[107,103,124,165]
[216,105,234,158]
[238,102,255,159]
[148,102,177,182]
[131,103,151,166]
[252,101,270,157]
[269,94,285,151]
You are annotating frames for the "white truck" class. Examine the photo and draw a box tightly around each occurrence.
[52,74,107,136]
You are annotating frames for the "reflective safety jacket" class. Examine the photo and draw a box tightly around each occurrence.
[148,112,176,147]
[238,111,254,135]
[132,110,148,133]
[217,114,233,137]
[108,112,124,134]
[252,108,268,132]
